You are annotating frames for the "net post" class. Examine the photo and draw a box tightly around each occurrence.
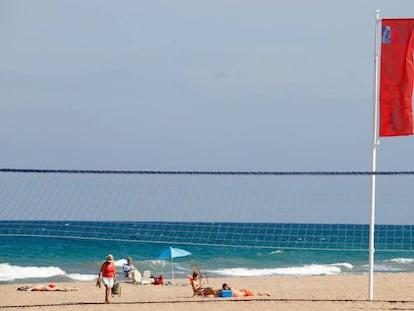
[368,9,381,302]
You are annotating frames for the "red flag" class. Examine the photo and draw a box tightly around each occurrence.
[379,19,414,137]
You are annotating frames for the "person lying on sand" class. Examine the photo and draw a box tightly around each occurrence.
[17,284,79,292]
[222,283,270,297]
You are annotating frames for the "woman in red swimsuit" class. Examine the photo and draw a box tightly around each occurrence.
[97,254,117,303]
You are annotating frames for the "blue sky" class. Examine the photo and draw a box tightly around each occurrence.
[2,0,414,172]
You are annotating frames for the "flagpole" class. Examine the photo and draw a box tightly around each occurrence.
[369,9,380,302]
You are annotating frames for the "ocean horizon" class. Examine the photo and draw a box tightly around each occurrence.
[1,221,414,284]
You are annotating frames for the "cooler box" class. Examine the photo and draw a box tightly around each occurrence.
[220,290,232,297]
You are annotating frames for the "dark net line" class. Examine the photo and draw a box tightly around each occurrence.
[1,168,414,175]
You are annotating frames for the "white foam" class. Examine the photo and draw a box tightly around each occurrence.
[210,264,345,277]
[332,262,354,269]
[0,262,98,282]
[388,258,414,264]
[67,273,97,281]
[0,263,66,282]
[114,259,127,267]
[148,259,165,264]
[269,250,283,255]
[148,259,167,268]
[373,264,403,272]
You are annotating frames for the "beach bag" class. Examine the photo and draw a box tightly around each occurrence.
[111,282,121,297]
[153,275,164,285]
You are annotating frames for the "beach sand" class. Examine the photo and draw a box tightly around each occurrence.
[2,274,414,311]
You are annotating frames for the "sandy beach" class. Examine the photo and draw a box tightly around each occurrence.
[2,273,414,311]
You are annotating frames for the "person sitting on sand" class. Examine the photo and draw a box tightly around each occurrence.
[222,283,270,297]
[123,256,143,284]
[188,272,217,296]
[17,284,79,292]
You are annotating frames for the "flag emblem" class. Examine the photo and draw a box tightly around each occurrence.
[382,26,391,44]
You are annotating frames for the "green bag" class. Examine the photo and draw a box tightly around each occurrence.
[111,282,121,297]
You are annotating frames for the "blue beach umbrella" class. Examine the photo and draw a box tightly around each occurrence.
[158,247,191,281]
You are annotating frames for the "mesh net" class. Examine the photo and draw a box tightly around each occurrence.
[1,169,413,251]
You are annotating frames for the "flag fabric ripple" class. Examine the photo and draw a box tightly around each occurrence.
[380,19,414,137]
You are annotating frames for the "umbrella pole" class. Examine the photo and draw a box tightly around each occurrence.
[171,257,174,282]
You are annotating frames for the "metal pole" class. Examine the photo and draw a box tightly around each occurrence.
[369,9,381,302]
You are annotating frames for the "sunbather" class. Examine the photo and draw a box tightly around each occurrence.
[222,283,270,297]
[17,284,79,292]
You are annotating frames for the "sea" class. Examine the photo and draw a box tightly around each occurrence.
[1,221,414,284]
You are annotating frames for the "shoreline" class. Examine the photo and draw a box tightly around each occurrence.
[2,274,414,310]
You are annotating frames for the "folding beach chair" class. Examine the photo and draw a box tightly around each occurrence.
[190,263,208,283]
[188,274,200,296]
[187,274,215,296]
[141,270,152,285]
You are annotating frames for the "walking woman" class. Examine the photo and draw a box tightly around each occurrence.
[97,254,117,303]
